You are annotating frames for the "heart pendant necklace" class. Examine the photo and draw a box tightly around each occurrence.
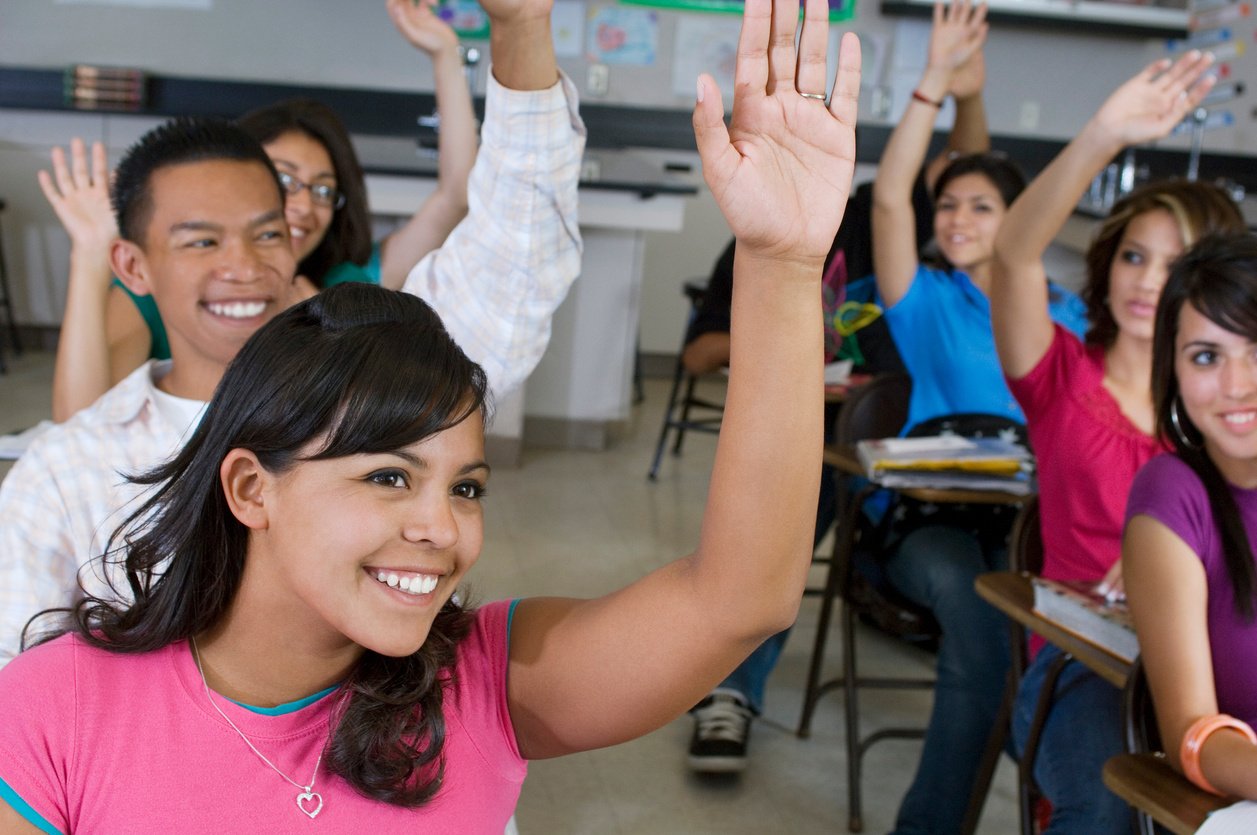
[192,638,327,819]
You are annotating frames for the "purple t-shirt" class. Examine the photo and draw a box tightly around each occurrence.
[1126,454,1257,726]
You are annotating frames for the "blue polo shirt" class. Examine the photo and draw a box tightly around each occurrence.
[884,263,1088,433]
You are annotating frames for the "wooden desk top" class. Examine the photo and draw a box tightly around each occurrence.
[822,444,1030,506]
[1103,753,1232,835]
[975,572,1132,688]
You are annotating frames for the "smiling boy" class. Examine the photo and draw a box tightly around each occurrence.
[0,0,585,664]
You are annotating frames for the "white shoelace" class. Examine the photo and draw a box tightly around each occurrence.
[695,696,751,742]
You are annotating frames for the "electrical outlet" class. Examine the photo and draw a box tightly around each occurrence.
[587,63,609,97]
[1019,101,1040,131]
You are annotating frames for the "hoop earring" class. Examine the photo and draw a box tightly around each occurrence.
[1170,396,1202,450]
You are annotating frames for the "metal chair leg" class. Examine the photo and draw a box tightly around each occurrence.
[647,356,688,480]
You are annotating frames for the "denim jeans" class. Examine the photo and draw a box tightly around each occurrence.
[1011,644,1128,835]
[886,524,1010,835]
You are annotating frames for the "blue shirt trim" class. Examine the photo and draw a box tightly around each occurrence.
[0,776,62,835]
[507,598,521,648]
[228,684,339,716]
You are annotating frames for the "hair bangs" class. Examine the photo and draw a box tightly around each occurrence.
[305,321,489,462]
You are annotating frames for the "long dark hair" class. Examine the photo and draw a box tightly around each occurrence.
[928,152,1026,273]
[1152,232,1257,621]
[1085,180,1245,349]
[28,283,490,805]
[237,99,373,285]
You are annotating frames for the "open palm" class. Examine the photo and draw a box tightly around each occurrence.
[695,0,861,263]
[1095,51,1216,147]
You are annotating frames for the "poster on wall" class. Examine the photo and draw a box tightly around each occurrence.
[436,0,491,39]
[552,1,586,56]
[671,15,741,98]
[625,0,853,21]
[587,5,659,65]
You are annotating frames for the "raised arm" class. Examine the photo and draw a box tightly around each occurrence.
[40,140,148,421]
[991,51,1215,378]
[506,0,859,760]
[397,0,582,396]
[378,0,478,289]
[873,0,986,307]
[1124,514,1257,799]
[924,32,990,189]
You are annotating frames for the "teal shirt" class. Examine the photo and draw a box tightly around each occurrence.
[113,243,382,361]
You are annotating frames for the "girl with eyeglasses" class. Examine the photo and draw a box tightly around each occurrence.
[1123,233,1257,804]
[0,2,862,828]
[40,0,476,423]
[990,54,1243,833]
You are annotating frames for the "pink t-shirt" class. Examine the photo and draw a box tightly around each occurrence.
[1007,326,1166,583]
[0,601,524,834]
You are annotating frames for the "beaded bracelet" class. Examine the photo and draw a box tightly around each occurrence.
[911,89,944,108]
[1180,713,1256,795]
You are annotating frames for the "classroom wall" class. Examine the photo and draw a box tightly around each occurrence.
[3,0,1253,354]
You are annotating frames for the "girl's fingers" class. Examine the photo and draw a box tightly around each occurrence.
[828,31,862,128]
[795,0,830,99]
[733,0,772,99]
[766,0,801,93]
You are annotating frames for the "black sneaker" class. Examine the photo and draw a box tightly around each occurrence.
[687,690,752,773]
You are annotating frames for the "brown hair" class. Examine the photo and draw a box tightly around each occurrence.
[1083,179,1245,348]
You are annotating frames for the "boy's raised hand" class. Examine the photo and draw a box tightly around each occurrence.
[693,0,860,266]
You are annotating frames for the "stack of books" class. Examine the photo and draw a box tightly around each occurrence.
[1031,577,1139,663]
[856,434,1033,494]
[65,65,146,112]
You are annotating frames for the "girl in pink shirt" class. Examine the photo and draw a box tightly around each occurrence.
[990,54,1244,833]
[0,2,865,831]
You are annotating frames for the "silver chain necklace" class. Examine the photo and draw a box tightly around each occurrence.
[191,637,326,819]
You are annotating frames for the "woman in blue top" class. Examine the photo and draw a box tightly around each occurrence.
[41,0,477,422]
[867,3,1084,833]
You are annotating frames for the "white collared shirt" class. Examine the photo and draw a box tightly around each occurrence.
[0,74,586,664]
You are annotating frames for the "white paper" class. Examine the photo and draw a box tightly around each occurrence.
[824,360,853,385]
[552,1,584,57]
[1198,800,1257,835]
[672,15,742,99]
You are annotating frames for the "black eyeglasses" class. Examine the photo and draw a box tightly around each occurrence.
[277,171,346,209]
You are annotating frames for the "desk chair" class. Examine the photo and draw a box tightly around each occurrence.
[962,496,1057,835]
[1103,656,1234,834]
[796,373,930,833]
[646,280,724,480]
[0,199,23,373]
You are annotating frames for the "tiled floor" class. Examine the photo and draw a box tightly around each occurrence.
[0,352,1019,834]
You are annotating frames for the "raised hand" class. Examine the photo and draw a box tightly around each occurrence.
[36,138,118,256]
[693,0,860,264]
[1092,50,1216,147]
[928,0,988,78]
[387,0,459,57]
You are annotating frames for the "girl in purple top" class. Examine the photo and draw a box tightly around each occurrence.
[1124,233,1257,801]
